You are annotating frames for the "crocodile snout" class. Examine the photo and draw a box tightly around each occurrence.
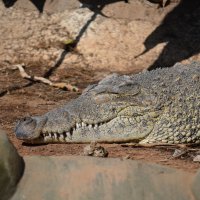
[15,116,47,140]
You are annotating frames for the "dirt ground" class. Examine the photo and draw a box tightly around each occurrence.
[0,0,200,173]
[1,64,200,173]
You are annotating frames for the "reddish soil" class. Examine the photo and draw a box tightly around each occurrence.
[0,66,199,173]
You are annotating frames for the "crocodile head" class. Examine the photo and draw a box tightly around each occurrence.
[15,74,160,144]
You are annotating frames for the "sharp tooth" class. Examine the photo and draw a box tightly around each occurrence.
[44,136,51,141]
[54,133,57,139]
[66,132,72,140]
[59,134,65,142]
[60,134,64,139]
[76,123,81,129]
[82,122,86,127]
[88,124,92,129]
[94,124,98,129]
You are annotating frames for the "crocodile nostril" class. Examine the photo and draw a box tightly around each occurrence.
[15,117,37,139]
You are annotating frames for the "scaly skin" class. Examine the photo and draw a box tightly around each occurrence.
[15,63,200,144]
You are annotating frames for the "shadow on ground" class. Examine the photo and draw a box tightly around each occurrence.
[137,0,200,69]
[2,0,128,14]
[2,0,46,12]
[79,0,128,16]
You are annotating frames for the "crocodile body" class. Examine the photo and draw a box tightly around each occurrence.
[15,63,200,144]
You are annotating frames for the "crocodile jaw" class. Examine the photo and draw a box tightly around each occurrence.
[14,107,155,144]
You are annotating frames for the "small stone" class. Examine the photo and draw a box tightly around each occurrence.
[42,54,49,61]
[172,149,187,158]
[83,143,95,156]
[193,155,200,162]
[123,155,130,160]
[83,142,108,157]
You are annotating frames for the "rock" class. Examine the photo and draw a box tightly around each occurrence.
[83,141,108,157]
[11,156,196,200]
[0,0,182,72]
[172,149,187,158]
[193,155,200,162]
[42,54,50,61]
[192,169,200,200]
[123,155,131,159]
[0,129,24,200]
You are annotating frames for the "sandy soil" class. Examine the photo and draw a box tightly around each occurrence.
[0,0,200,172]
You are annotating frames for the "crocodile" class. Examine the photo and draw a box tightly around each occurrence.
[15,63,200,144]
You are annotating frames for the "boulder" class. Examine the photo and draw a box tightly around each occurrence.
[11,156,196,200]
[0,129,24,200]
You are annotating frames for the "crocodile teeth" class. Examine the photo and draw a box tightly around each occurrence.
[94,124,98,129]
[66,132,72,140]
[88,124,92,129]
[82,122,86,127]
[76,123,81,129]
[59,134,64,139]
[44,135,51,141]
[59,134,65,141]
[54,133,58,139]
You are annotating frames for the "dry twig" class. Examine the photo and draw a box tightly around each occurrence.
[15,64,79,92]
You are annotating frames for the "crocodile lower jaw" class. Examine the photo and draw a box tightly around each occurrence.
[24,134,141,144]
[23,121,108,144]
[23,120,143,144]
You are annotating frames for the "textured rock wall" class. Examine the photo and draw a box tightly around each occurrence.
[0,0,180,73]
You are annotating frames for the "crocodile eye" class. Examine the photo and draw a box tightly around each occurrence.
[21,117,33,124]
[23,117,28,121]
